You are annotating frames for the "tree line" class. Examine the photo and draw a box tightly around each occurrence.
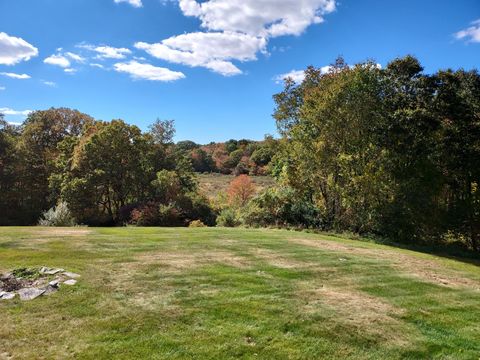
[269,56,480,251]
[0,112,214,226]
[0,55,478,252]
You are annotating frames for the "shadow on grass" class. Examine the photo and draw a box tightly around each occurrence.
[297,229,480,266]
[0,241,20,249]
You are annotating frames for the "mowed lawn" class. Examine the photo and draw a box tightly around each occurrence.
[0,228,479,359]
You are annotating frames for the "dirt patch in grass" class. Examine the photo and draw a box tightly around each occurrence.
[291,238,480,290]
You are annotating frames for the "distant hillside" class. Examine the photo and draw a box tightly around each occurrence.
[198,173,275,200]
[175,136,279,175]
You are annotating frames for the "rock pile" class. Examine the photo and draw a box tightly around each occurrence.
[0,267,80,301]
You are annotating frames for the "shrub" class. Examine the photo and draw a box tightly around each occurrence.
[189,220,206,227]
[251,146,274,166]
[176,192,217,226]
[38,201,76,227]
[129,203,159,226]
[243,187,321,229]
[217,208,241,227]
[223,149,244,169]
[233,161,250,176]
[158,204,182,226]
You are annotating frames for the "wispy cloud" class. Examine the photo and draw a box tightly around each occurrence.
[455,19,480,43]
[274,66,332,84]
[114,60,185,81]
[41,80,57,87]
[0,107,32,116]
[79,44,132,59]
[0,72,31,79]
[114,0,142,8]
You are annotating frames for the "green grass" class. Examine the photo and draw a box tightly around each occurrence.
[0,227,479,359]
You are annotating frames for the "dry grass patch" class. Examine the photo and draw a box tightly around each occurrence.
[298,281,409,345]
[132,249,252,272]
[291,238,480,290]
[102,249,251,310]
[32,227,93,237]
[251,247,318,269]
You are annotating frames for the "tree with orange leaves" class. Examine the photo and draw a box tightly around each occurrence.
[227,175,256,207]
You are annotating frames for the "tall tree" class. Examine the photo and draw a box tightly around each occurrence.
[149,119,176,145]
[61,120,151,223]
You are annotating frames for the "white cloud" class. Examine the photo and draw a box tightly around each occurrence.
[0,107,32,116]
[64,68,77,74]
[65,52,85,62]
[80,44,132,59]
[44,54,71,68]
[274,70,306,84]
[273,64,346,84]
[0,32,38,65]
[95,46,132,59]
[42,80,57,87]
[0,72,31,79]
[114,0,143,8]
[455,19,480,43]
[135,32,266,76]
[0,86,5,91]
[90,63,105,68]
[114,60,185,81]
[178,0,336,37]
[136,1,335,76]
[274,66,334,84]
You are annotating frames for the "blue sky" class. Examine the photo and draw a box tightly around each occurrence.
[0,0,479,143]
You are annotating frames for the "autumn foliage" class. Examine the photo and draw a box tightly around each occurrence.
[227,175,256,207]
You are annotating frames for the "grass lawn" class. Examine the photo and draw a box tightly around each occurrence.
[0,227,479,359]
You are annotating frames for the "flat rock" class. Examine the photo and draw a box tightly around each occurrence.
[42,285,58,296]
[63,272,81,279]
[49,279,60,287]
[18,288,45,301]
[63,279,77,286]
[1,291,16,300]
[40,267,64,275]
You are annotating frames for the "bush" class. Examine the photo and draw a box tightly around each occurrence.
[217,208,241,227]
[251,146,274,166]
[158,204,183,226]
[243,187,321,229]
[223,149,244,169]
[176,192,217,226]
[38,202,76,227]
[189,220,206,227]
[129,203,159,226]
[233,161,250,176]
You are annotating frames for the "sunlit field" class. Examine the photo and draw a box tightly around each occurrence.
[1,227,479,359]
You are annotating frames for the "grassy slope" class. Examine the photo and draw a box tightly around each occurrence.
[197,174,274,199]
[0,227,479,359]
